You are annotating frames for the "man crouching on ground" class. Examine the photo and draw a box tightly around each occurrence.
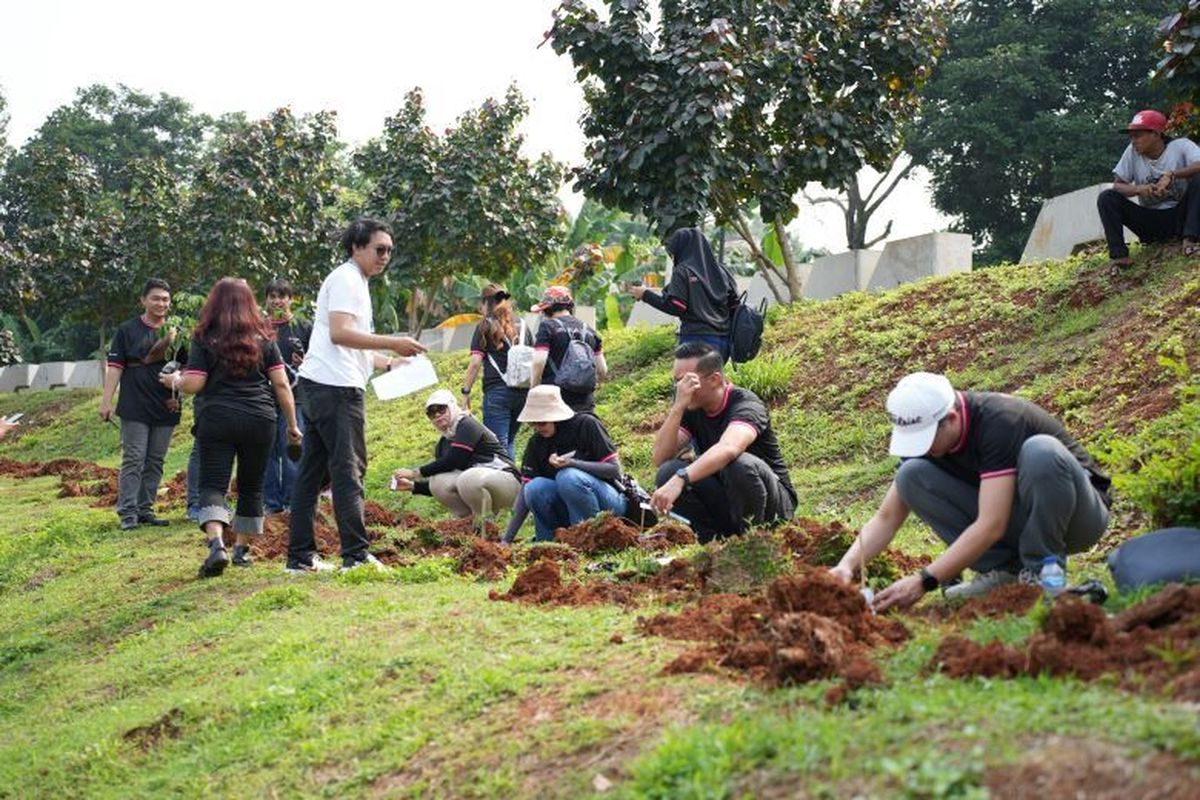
[650,341,796,542]
[830,372,1111,611]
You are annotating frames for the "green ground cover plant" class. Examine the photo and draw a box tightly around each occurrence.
[0,248,1197,797]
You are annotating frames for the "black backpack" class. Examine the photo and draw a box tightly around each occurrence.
[550,318,598,394]
[728,291,766,364]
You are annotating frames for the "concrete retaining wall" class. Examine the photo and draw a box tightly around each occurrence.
[1020,183,1135,263]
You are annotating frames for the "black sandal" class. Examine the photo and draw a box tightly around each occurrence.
[199,542,229,578]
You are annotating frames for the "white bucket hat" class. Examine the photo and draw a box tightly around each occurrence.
[517,385,575,423]
[886,372,956,457]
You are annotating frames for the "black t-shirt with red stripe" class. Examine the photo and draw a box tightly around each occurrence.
[184,336,285,422]
[418,415,516,478]
[680,384,795,500]
[923,391,1110,492]
[105,316,182,426]
[521,413,619,483]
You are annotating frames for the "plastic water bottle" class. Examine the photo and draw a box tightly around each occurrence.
[1039,556,1066,597]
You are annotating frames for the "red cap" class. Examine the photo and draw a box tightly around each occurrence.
[531,284,574,312]
[1122,109,1167,133]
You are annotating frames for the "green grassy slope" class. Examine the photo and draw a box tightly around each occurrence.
[0,248,1197,798]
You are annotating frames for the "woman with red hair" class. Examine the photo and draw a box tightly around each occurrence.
[162,278,302,577]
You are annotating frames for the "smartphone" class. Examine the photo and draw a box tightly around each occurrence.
[557,450,577,460]
[3,413,23,424]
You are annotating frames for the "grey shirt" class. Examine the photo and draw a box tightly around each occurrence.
[1113,137,1200,209]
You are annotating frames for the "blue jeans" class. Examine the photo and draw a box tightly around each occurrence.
[264,406,306,512]
[482,386,526,460]
[523,468,626,541]
[678,333,730,361]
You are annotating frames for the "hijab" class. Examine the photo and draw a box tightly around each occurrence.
[425,388,470,439]
[665,227,737,303]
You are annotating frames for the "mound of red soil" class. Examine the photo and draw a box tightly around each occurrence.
[1,457,121,506]
[363,500,398,527]
[929,585,1200,698]
[918,583,1045,623]
[554,513,640,554]
[159,470,188,504]
[639,570,907,687]
[777,517,930,578]
[488,559,641,607]
[456,538,512,580]
[248,510,347,560]
[523,543,579,566]
[638,521,697,550]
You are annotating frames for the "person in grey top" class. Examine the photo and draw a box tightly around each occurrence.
[1097,109,1200,266]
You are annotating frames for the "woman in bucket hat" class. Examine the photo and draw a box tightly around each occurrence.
[500,385,626,543]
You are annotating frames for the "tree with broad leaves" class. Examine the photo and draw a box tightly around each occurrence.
[906,0,1164,264]
[10,84,211,194]
[1153,2,1200,139]
[186,107,344,294]
[546,0,948,302]
[355,85,566,333]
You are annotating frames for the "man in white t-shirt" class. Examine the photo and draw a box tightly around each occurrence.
[286,218,425,573]
[1097,109,1200,267]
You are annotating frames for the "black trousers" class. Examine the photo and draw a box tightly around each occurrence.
[656,453,795,543]
[288,378,369,563]
[196,411,275,534]
[1097,177,1200,259]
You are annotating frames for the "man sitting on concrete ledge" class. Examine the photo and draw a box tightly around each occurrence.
[1098,108,1200,267]
[830,372,1111,611]
[650,341,796,542]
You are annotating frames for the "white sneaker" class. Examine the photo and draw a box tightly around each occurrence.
[284,554,336,574]
[340,553,388,573]
[943,569,1019,600]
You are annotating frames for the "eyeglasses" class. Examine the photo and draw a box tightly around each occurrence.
[425,405,448,419]
[375,245,394,257]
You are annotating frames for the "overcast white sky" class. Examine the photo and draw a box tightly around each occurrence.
[0,0,950,254]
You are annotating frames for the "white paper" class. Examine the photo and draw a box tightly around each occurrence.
[371,355,438,400]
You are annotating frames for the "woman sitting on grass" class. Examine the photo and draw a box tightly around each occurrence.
[390,389,521,531]
[162,278,302,578]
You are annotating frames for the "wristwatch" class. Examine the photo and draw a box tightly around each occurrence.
[919,567,939,593]
[674,467,691,489]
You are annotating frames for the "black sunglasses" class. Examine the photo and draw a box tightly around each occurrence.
[374,245,394,257]
[425,404,448,419]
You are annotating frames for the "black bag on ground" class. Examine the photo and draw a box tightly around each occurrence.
[1106,527,1200,591]
[728,291,766,364]
[616,473,658,528]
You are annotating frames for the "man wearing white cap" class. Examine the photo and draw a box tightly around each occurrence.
[831,372,1111,610]
[1097,108,1200,266]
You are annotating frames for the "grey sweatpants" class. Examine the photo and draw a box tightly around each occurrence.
[117,420,175,524]
[895,434,1110,573]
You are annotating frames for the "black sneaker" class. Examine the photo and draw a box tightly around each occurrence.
[199,543,229,578]
[119,518,139,531]
[232,545,253,567]
[138,514,170,527]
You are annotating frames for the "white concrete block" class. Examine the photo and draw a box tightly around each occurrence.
[868,232,973,292]
[0,363,38,393]
[738,274,781,308]
[30,361,74,390]
[801,250,881,299]
[67,360,105,390]
[574,305,597,330]
[442,323,476,353]
[1020,183,1135,263]
[627,301,677,327]
[418,328,445,352]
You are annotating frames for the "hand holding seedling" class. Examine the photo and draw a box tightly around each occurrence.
[650,477,684,515]
[874,574,924,612]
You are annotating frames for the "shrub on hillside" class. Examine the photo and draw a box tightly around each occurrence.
[728,353,800,402]
[1101,351,1200,527]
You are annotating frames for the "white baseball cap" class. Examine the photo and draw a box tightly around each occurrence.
[886,372,956,457]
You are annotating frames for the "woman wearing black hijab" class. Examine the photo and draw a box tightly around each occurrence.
[629,227,738,360]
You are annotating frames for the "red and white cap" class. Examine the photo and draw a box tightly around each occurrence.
[1122,109,1167,134]
[886,372,956,457]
